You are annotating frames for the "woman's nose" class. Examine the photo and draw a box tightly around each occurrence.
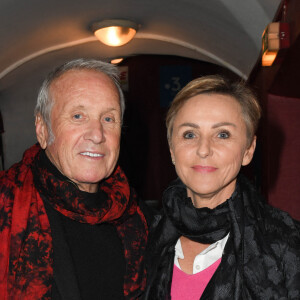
[196,138,212,158]
[84,120,105,144]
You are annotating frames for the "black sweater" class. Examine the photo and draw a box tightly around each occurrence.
[45,199,125,300]
[40,151,152,300]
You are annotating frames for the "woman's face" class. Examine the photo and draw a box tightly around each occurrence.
[170,93,256,208]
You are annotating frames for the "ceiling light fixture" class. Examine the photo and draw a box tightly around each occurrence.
[111,58,124,64]
[91,19,138,47]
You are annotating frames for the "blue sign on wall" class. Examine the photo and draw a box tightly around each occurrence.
[159,65,192,107]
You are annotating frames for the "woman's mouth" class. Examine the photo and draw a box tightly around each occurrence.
[192,165,217,173]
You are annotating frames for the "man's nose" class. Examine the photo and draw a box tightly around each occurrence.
[84,120,105,144]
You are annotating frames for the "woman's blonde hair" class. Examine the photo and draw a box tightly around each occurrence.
[166,75,261,146]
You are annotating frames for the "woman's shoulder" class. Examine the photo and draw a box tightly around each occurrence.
[240,175,300,243]
[259,202,300,250]
[262,203,299,231]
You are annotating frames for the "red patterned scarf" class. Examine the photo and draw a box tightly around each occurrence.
[0,144,148,299]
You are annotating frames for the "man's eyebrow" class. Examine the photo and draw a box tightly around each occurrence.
[72,104,85,109]
[102,108,119,114]
[70,105,118,113]
[212,122,236,128]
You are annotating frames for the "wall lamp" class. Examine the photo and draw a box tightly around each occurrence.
[91,19,138,47]
[262,22,289,66]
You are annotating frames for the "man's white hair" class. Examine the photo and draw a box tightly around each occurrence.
[34,58,125,144]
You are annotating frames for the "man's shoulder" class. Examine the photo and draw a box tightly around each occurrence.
[0,144,39,187]
[137,199,158,227]
[0,163,18,187]
[0,165,21,209]
[0,152,36,204]
[0,160,23,186]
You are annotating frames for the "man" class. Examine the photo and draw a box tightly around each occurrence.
[0,59,149,299]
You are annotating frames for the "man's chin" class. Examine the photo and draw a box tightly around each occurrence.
[74,172,109,186]
[75,179,100,193]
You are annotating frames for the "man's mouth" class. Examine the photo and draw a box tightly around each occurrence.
[80,152,104,158]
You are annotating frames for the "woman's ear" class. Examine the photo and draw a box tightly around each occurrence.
[242,136,257,166]
[35,114,49,149]
[170,145,175,165]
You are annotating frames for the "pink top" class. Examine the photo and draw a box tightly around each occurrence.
[171,258,221,300]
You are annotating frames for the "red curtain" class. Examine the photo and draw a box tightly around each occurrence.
[266,94,300,220]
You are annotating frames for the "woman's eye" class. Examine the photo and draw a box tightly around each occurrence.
[183,131,195,139]
[218,131,230,139]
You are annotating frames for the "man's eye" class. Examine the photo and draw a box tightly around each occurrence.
[183,131,195,139]
[104,116,114,122]
[73,114,82,120]
[218,131,230,139]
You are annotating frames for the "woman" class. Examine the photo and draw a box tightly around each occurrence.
[143,75,300,299]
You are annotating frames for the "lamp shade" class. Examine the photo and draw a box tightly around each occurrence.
[91,19,138,47]
[262,22,290,66]
[111,58,124,64]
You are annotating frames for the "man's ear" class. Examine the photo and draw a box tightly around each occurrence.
[242,136,257,166]
[35,114,49,149]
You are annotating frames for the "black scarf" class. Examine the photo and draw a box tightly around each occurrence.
[163,178,231,244]
[143,175,299,299]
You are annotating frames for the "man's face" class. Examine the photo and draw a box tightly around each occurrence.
[36,69,121,193]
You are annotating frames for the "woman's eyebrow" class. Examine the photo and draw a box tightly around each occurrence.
[178,122,236,129]
[212,122,236,129]
[178,122,199,129]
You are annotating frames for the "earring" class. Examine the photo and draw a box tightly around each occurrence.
[172,159,175,165]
